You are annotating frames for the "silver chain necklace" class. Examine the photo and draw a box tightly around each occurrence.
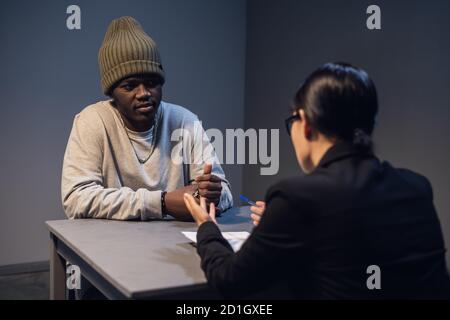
[124,125,156,164]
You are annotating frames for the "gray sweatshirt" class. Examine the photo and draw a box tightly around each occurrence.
[61,100,233,220]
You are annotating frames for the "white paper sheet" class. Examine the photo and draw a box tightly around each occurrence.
[182,231,250,252]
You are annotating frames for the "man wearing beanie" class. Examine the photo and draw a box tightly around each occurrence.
[61,16,233,220]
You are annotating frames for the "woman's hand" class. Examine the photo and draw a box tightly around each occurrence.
[183,193,217,227]
[250,201,266,226]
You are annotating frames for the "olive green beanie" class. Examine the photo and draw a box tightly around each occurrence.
[98,16,165,95]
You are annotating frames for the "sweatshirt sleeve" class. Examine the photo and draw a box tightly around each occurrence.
[61,112,163,220]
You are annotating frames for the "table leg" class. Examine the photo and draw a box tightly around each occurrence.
[50,235,66,300]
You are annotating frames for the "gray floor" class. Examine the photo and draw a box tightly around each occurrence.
[0,271,49,300]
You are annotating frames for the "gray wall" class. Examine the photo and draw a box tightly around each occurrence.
[0,0,246,266]
[243,0,450,265]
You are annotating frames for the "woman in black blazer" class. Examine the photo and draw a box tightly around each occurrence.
[183,62,450,299]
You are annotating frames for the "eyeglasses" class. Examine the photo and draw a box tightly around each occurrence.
[284,113,301,136]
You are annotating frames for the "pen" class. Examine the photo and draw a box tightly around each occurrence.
[240,195,262,216]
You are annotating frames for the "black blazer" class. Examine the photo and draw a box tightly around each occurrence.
[197,142,450,299]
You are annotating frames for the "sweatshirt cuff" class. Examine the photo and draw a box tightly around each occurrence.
[217,182,233,213]
[139,188,163,220]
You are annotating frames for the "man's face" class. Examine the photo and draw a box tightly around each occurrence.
[111,74,163,132]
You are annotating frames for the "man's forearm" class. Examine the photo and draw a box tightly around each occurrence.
[63,183,163,220]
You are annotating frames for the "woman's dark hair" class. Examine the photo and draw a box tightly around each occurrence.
[293,62,378,149]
